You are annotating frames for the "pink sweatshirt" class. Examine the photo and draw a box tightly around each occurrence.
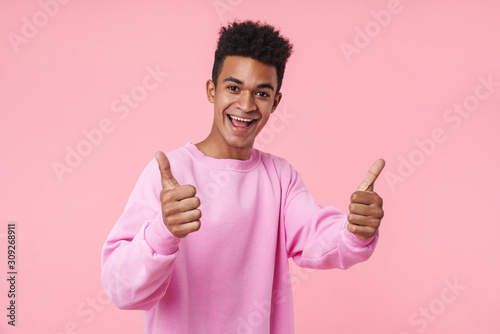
[101,142,378,333]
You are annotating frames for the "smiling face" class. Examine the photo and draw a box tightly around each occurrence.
[200,56,282,160]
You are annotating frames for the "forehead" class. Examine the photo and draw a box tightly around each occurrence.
[219,56,277,86]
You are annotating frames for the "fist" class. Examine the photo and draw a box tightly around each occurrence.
[347,159,385,240]
[155,151,202,238]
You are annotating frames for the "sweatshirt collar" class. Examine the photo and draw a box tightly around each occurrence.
[183,142,261,172]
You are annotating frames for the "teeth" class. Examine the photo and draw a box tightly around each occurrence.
[229,115,253,122]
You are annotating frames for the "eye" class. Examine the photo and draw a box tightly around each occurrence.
[256,91,270,98]
[227,85,239,92]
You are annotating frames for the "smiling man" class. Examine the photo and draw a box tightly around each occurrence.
[196,55,280,161]
[101,20,385,333]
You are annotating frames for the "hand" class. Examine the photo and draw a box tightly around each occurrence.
[347,159,385,240]
[155,151,202,238]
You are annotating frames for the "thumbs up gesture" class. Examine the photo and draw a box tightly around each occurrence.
[347,159,385,240]
[155,151,202,238]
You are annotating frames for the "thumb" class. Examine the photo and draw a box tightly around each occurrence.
[155,151,180,190]
[356,158,385,192]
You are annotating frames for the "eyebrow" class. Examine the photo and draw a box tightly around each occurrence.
[222,76,275,91]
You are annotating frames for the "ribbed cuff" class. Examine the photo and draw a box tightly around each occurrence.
[343,220,378,248]
[144,212,181,255]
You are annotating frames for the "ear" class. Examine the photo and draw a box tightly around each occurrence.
[206,79,215,103]
[271,92,282,113]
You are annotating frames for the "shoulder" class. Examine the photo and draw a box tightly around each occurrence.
[257,149,301,183]
[258,149,288,166]
[257,150,309,205]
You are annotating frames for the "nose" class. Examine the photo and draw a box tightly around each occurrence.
[236,90,256,113]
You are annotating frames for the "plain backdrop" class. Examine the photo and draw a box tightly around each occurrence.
[1,0,499,333]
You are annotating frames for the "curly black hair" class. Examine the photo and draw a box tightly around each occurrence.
[211,20,293,95]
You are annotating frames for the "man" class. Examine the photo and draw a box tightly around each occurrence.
[101,20,385,333]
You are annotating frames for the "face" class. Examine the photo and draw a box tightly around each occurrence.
[206,56,282,155]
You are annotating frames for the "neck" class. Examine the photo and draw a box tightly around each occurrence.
[195,125,253,161]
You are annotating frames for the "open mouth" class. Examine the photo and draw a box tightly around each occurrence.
[227,114,258,128]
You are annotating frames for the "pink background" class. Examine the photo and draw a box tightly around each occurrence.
[1,0,499,333]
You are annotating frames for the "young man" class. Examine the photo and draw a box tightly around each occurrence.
[101,20,385,333]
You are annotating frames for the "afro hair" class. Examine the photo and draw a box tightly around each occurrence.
[211,20,293,94]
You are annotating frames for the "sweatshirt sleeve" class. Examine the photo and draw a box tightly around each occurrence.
[100,158,181,310]
[281,162,379,270]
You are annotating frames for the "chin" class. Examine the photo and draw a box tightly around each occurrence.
[225,135,254,149]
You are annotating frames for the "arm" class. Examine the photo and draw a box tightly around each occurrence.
[283,161,384,270]
[284,190,378,270]
[101,203,181,310]
[101,152,201,310]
